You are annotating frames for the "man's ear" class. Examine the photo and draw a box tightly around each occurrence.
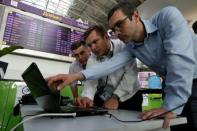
[131,10,140,22]
[104,34,109,40]
[86,47,91,53]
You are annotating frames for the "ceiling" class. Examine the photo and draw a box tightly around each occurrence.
[67,0,144,28]
[68,0,197,29]
[20,0,197,29]
[137,0,197,27]
[20,0,144,28]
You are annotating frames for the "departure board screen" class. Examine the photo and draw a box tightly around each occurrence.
[3,12,84,56]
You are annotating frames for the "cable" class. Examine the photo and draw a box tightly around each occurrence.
[107,103,186,123]
[10,113,77,131]
[22,115,36,119]
[106,113,142,122]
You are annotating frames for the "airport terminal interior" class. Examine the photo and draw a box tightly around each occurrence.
[0,0,197,131]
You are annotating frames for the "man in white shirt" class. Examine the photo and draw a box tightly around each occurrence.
[75,25,142,110]
[69,41,90,98]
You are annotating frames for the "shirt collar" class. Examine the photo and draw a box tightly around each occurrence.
[75,60,85,69]
[128,19,158,47]
[142,19,158,36]
[96,41,114,61]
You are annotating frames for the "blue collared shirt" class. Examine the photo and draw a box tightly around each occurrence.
[81,6,197,114]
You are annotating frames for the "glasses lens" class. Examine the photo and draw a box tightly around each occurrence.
[111,17,127,32]
[116,21,122,28]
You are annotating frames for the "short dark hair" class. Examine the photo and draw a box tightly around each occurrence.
[71,40,86,51]
[108,2,136,20]
[84,25,107,41]
[192,21,197,34]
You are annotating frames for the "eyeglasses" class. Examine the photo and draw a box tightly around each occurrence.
[111,16,128,32]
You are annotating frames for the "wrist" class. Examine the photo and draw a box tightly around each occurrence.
[112,94,120,101]
[74,72,85,81]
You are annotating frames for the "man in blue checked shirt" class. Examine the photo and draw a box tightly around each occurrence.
[47,2,197,130]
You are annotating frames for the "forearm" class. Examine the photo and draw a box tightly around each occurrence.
[162,51,195,114]
[71,85,78,98]
[73,72,85,81]
[81,50,134,80]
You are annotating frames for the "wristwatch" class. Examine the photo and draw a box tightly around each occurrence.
[112,94,120,100]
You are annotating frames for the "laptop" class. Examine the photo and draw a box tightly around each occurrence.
[0,61,8,79]
[21,62,108,116]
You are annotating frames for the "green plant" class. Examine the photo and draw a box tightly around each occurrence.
[0,45,23,57]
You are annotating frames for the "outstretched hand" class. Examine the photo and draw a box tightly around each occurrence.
[75,97,93,108]
[139,107,176,129]
[46,73,84,90]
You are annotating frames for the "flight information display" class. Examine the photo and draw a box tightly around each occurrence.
[3,12,84,56]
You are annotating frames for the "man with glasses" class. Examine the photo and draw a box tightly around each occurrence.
[47,2,197,130]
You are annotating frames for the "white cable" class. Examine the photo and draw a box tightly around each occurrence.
[10,113,76,131]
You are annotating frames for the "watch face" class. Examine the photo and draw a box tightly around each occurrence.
[99,85,114,101]
[22,86,30,95]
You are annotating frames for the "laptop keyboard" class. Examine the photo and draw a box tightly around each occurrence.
[60,106,108,116]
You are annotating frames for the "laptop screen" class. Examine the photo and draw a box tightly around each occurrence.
[22,63,62,112]
[22,63,108,115]
[0,61,8,79]
[22,63,50,98]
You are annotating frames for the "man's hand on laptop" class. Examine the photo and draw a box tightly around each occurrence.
[139,107,176,129]
[75,97,93,108]
[47,72,85,90]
